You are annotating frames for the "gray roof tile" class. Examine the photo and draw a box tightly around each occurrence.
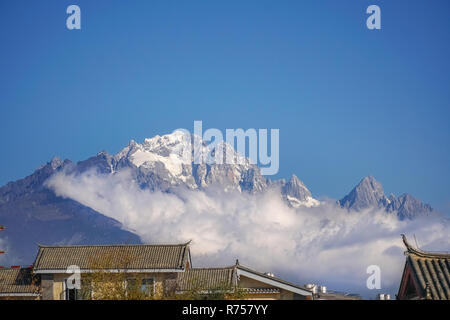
[0,268,39,295]
[401,235,450,300]
[33,243,190,271]
[177,267,235,291]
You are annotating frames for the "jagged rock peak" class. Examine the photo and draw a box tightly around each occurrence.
[49,156,64,170]
[282,174,312,202]
[339,176,434,219]
[339,176,388,211]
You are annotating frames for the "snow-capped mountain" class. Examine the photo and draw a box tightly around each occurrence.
[0,131,436,264]
[73,131,316,206]
[338,176,433,219]
[282,175,320,208]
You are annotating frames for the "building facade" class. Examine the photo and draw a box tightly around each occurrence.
[32,243,191,300]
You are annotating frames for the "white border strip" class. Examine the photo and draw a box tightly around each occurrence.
[0,293,39,297]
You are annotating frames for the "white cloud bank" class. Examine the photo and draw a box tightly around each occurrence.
[46,169,450,298]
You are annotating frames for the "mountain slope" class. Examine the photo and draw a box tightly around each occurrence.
[0,158,141,264]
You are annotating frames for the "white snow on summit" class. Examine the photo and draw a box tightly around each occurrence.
[110,130,318,206]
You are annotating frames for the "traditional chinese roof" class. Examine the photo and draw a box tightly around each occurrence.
[398,235,450,300]
[176,267,236,291]
[235,263,311,296]
[33,242,191,273]
[0,268,39,296]
[176,262,312,297]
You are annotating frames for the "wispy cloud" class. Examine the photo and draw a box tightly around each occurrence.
[46,169,450,298]
[0,236,19,266]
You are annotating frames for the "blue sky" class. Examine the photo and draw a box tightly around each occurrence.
[0,1,449,213]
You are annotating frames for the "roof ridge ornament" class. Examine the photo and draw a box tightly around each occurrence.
[401,234,414,252]
[402,234,428,256]
[401,234,450,258]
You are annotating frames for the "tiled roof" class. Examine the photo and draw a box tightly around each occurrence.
[176,263,311,296]
[177,267,236,291]
[0,268,39,295]
[33,243,190,272]
[401,235,450,300]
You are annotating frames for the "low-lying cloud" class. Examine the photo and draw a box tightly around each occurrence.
[46,169,450,298]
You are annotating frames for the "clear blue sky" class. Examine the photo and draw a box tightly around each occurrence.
[0,1,449,213]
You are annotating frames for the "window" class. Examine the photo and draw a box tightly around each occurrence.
[141,278,155,295]
[126,277,155,296]
[126,278,137,291]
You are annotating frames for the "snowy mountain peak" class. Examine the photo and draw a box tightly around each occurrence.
[114,131,255,181]
[284,175,311,199]
[104,131,258,192]
[289,174,307,188]
[65,131,316,206]
[282,174,318,208]
[142,130,191,151]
